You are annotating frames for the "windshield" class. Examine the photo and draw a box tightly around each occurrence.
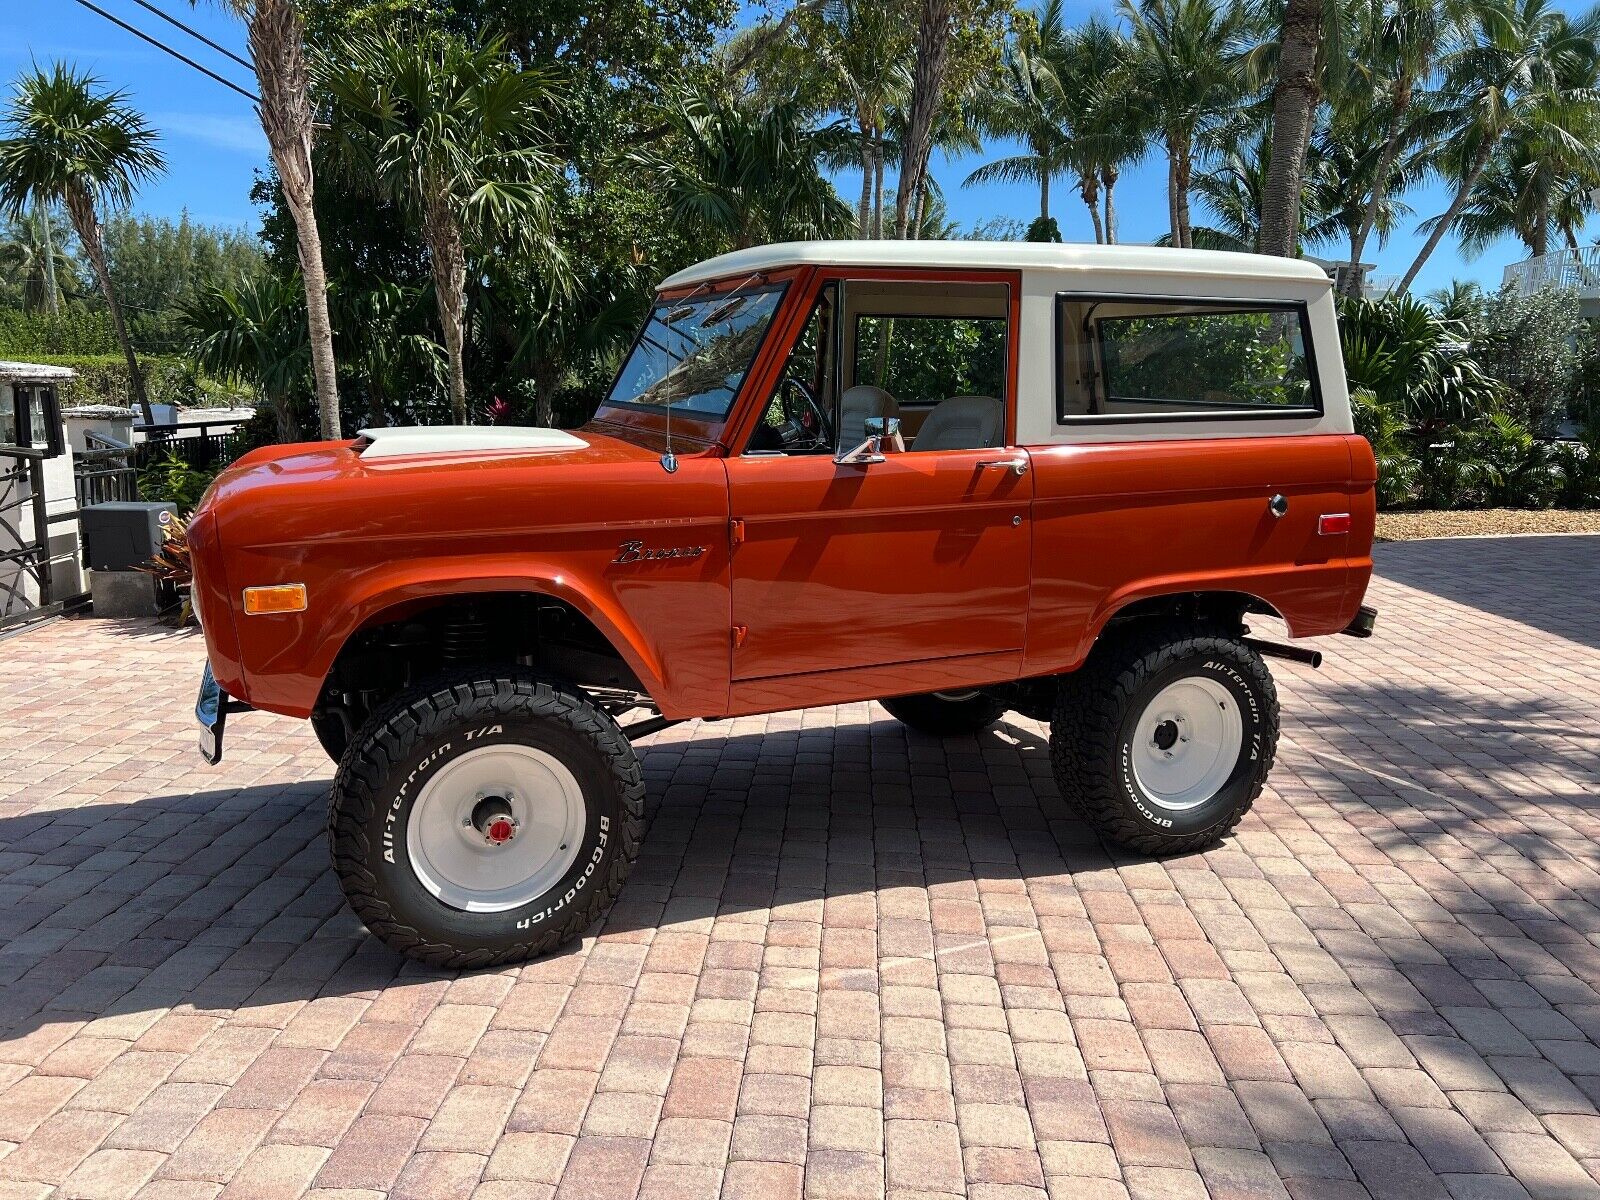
[606,283,788,418]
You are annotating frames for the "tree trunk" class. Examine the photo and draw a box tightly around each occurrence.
[1080,176,1104,243]
[39,204,60,316]
[1040,171,1050,221]
[1399,140,1496,293]
[425,197,471,424]
[1102,165,1118,244]
[368,375,386,430]
[248,0,341,440]
[894,0,954,239]
[872,130,885,239]
[65,187,151,425]
[1345,76,1413,297]
[858,138,873,237]
[1257,0,1322,258]
[1165,144,1181,246]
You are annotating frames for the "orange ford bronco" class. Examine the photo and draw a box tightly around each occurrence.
[189,241,1377,966]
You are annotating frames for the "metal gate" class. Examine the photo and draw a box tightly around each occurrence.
[0,448,57,630]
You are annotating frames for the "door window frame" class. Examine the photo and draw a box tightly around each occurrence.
[731,266,1022,455]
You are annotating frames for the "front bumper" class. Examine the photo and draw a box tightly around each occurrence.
[195,661,252,764]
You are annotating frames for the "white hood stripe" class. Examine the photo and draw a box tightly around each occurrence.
[357,426,588,459]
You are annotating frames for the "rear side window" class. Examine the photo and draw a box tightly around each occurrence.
[1057,295,1320,423]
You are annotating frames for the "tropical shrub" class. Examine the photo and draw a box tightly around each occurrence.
[1341,293,1597,512]
[1468,286,1585,436]
[1339,294,1502,434]
[137,450,217,512]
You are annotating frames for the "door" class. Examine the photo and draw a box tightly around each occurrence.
[725,450,1033,682]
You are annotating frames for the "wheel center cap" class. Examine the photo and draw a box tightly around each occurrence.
[1152,719,1180,752]
[471,797,519,846]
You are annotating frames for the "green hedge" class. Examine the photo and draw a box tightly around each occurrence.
[24,354,250,412]
[0,308,120,356]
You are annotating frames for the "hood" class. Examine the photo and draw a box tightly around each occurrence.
[199,424,682,549]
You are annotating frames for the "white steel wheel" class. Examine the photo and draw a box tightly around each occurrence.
[1129,675,1244,813]
[406,744,586,913]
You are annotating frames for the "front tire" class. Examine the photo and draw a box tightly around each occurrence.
[881,689,1007,736]
[329,672,644,968]
[1050,624,1277,855]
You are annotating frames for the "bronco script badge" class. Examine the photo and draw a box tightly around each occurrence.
[612,540,708,564]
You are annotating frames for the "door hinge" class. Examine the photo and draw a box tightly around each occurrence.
[732,624,748,649]
[729,517,745,547]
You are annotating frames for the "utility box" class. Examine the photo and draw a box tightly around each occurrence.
[81,501,176,572]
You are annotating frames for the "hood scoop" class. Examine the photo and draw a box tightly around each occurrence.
[356,425,588,460]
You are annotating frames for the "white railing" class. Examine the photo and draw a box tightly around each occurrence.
[1502,247,1600,295]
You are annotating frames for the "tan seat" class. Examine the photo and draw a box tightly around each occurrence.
[838,385,899,442]
[913,395,1004,451]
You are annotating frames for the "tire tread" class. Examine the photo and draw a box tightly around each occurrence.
[1050,622,1277,856]
[328,671,645,969]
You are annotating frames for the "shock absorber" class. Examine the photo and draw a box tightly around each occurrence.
[439,605,489,666]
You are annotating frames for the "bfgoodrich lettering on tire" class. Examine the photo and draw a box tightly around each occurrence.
[329,671,644,968]
[1050,623,1278,855]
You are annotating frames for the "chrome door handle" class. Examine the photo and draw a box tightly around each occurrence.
[978,458,1028,476]
[1268,493,1289,518]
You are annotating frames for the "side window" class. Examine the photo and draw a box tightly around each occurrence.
[1058,297,1319,421]
[853,315,1006,405]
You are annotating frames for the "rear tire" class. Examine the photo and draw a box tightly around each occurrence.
[881,689,1006,736]
[328,671,644,968]
[1050,623,1277,856]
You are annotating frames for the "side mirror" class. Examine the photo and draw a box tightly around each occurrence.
[835,416,903,466]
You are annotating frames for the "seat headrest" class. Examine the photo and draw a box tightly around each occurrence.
[839,385,899,439]
[914,395,1004,451]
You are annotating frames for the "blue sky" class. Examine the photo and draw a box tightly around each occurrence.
[0,0,1588,296]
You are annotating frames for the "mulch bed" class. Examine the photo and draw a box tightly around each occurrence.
[1376,508,1600,541]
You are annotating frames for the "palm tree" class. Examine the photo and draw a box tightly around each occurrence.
[1182,126,1343,252]
[206,0,342,440]
[1342,0,1473,295]
[1399,0,1600,291]
[964,7,1076,232]
[323,27,569,425]
[333,282,446,430]
[181,273,309,442]
[0,206,74,314]
[637,90,855,251]
[1425,278,1487,321]
[895,0,957,239]
[804,0,910,238]
[0,64,163,423]
[1257,0,1348,256]
[1309,116,1422,281]
[1054,16,1149,243]
[1120,0,1253,249]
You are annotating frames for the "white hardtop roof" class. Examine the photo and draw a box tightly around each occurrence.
[660,240,1332,292]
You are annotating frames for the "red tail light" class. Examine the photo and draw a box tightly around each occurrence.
[1318,513,1352,536]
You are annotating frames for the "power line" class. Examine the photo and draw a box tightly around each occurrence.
[127,0,254,74]
[68,0,260,105]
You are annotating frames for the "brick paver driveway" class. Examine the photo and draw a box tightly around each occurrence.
[2,535,1598,1200]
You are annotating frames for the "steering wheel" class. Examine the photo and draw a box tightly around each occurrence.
[778,376,832,450]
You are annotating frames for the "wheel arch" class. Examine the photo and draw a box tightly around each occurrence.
[1081,587,1288,664]
[312,568,666,712]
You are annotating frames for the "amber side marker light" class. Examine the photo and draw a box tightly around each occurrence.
[242,583,308,615]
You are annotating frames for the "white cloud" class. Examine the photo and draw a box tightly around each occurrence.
[154,112,265,156]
